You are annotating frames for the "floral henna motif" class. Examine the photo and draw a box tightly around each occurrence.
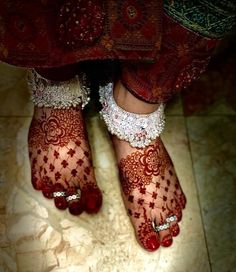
[119,151,152,195]
[28,108,86,150]
[139,142,171,176]
[41,116,66,145]
[116,137,186,251]
[119,138,172,195]
[28,107,102,215]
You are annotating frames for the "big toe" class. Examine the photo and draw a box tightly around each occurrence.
[144,234,160,252]
[82,185,103,214]
[135,221,160,252]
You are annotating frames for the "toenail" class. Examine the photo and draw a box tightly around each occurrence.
[145,235,160,252]
[66,187,84,215]
[83,187,102,214]
[31,175,42,190]
[84,189,102,213]
[53,183,67,210]
[171,224,180,237]
[68,200,84,215]
[161,235,173,247]
[54,196,68,210]
[42,186,54,199]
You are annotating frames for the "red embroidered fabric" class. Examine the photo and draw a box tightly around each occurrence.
[121,14,219,104]
[0,0,162,67]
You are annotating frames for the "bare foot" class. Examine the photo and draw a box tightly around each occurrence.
[112,136,186,251]
[101,80,186,251]
[28,106,102,215]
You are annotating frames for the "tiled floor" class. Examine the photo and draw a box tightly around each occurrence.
[0,62,235,272]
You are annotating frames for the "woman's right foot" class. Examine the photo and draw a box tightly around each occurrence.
[28,106,102,215]
[99,81,186,252]
[112,136,186,252]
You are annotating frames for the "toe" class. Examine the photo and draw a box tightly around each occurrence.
[137,231,160,252]
[165,213,181,237]
[176,208,183,222]
[42,180,54,199]
[82,185,103,214]
[53,183,68,210]
[66,187,84,215]
[159,229,173,247]
[170,223,180,237]
[68,199,84,215]
[144,234,160,252]
[153,215,173,247]
[179,193,187,209]
[172,200,183,222]
[31,169,43,191]
[134,220,160,252]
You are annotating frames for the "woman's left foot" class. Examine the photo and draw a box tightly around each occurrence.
[112,136,186,252]
[28,106,102,215]
[28,69,103,215]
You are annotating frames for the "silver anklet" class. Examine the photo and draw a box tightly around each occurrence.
[99,83,165,148]
[28,69,90,109]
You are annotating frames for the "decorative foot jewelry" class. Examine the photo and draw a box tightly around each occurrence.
[28,69,90,109]
[99,83,165,148]
[66,188,81,202]
[166,215,177,223]
[28,69,102,215]
[152,221,170,232]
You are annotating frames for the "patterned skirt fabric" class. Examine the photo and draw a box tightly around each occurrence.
[164,0,236,39]
[0,0,162,67]
[120,14,219,104]
[0,0,235,103]
[120,0,236,103]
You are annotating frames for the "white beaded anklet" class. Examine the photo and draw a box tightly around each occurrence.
[28,69,90,109]
[99,83,165,148]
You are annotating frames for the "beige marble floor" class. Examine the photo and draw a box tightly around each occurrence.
[0,62,235,272]
[187,116,236,272]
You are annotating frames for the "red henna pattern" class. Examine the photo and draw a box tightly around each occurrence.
[67,148,76,157]
[170,224,180,237]
[54,150,59,159]
[117,138,186,251]
[139,143,169,176]
[28,107,102,215]
[136,209,160,251]
[28,108,86,150]
[119,151,152,195]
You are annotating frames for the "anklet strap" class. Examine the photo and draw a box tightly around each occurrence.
[28,69,90,109]
[99,83,165,148]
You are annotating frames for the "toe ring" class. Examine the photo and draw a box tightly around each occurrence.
[166,215,177,223]
[152,221,170,233]
[53,191,66,197]
[66,189,81,202]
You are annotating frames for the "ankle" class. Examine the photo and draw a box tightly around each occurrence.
[99,83,165,148]
[113,80,159,114]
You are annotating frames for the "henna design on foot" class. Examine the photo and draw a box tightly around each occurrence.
[28,107,102,215]
[113,137,186,252]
